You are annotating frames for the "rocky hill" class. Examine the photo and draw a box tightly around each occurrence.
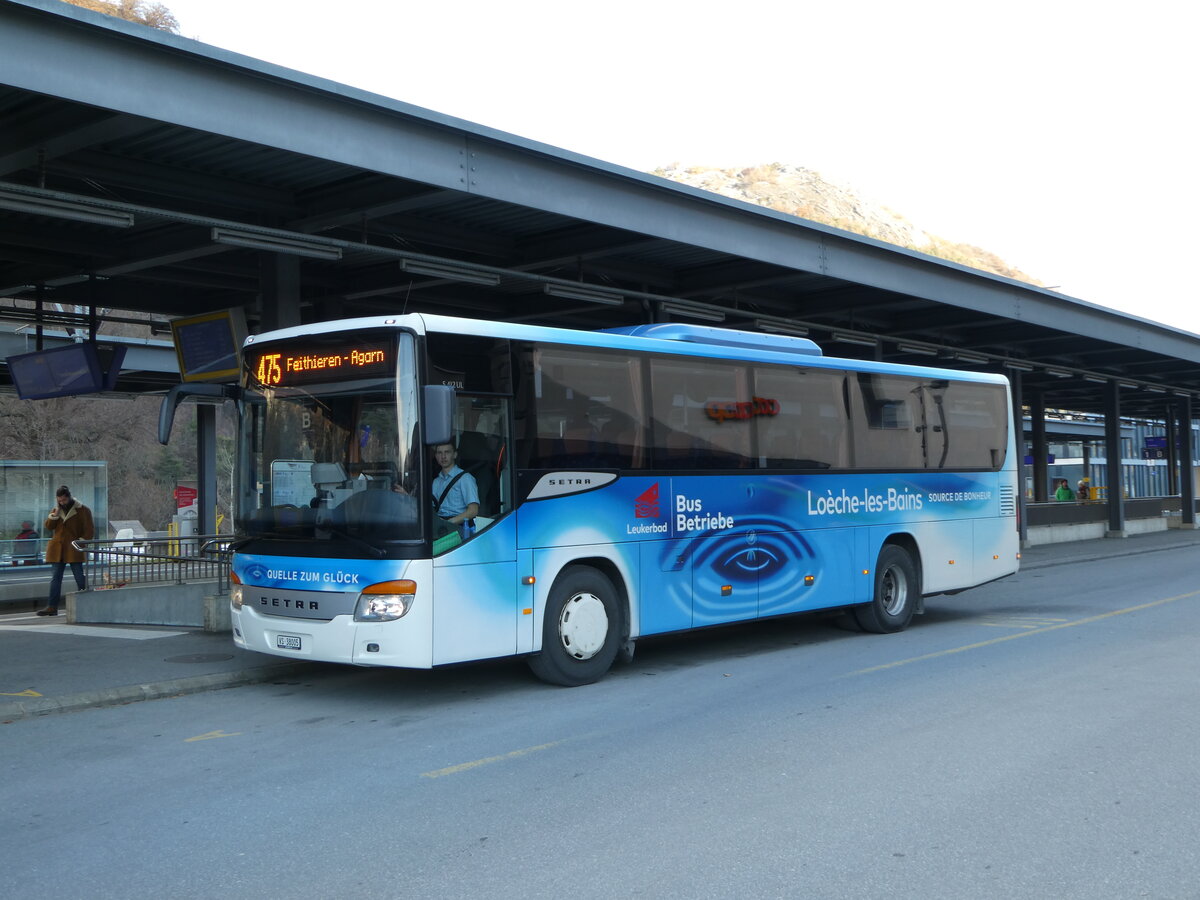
[653,162,1041,285]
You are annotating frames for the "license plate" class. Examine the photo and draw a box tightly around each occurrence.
[277,634,302,650]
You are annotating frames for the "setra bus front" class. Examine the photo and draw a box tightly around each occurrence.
[227,322,454,669]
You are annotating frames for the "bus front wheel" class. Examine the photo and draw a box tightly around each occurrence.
[527,566,621,687]
[854,545,918,634]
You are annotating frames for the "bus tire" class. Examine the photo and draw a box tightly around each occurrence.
[854,544,918,634]
[527,566,621,687]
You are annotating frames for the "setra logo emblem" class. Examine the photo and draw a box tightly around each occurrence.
[634,483,661,518]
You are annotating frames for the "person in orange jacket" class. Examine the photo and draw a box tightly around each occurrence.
[37,484,94,616]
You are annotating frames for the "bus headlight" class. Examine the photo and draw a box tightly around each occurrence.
[355,580,417,621]
[230,572,244,609]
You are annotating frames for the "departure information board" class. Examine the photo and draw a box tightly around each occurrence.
[246,340,394,387]
[7,342,126,399]
[171,310,245,382]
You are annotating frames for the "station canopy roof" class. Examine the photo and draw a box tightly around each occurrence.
[2,0,1200,419]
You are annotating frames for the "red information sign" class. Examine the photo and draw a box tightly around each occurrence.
[174,486,198,509]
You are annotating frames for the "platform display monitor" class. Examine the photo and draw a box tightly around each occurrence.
[171,309,246,382]
[6,342,126,400]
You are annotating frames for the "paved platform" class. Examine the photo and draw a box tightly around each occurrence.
[3,528,1199,721]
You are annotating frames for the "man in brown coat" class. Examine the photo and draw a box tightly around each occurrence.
[37,484,94,616]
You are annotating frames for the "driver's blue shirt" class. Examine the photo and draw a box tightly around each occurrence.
[432,465,479,518]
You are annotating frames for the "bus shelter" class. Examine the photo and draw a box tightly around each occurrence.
[1,0,1199,545]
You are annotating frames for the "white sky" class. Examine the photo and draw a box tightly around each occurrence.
[162,0,1198,333]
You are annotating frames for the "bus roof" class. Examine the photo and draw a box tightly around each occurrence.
[245,314,1010,386]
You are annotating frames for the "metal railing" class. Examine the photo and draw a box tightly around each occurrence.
[71,533,232,595]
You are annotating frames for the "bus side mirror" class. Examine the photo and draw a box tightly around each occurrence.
[158,383,243,444]
[424,384,455,446]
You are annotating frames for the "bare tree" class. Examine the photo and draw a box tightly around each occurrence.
[59,0,181,33]
[0,392,227,533]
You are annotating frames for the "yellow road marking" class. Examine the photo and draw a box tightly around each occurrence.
[421,741,564,779]
[0,689,42,697]
[850,590,1200,677]
[185,730,242,742]
[978,616,1069,630]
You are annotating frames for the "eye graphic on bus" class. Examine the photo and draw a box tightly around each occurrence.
[665,517,818,619]
[686,518,809,572]
[718,544,782,575]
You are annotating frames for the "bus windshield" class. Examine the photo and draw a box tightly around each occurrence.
[236,331,424,549]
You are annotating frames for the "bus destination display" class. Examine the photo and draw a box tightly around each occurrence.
[248,341,393,386]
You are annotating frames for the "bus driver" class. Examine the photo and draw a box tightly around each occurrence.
[431,442,479,535]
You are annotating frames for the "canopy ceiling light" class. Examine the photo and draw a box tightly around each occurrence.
[1002,360,1035,372]
[754,319,809,336]
[402,259,501,286]
[0,187,134,228]
[660,301,725,322]
[1045,368,1073,378]
[955,351,988,364]
[210,227,342,260]
[543,283,624,306]
[1083,375,1109,384]
[896,343,938,356]
[832,332,878,347]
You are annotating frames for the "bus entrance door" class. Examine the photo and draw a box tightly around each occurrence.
[431,515,518,665]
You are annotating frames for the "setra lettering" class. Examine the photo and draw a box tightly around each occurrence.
[258,596,319,610]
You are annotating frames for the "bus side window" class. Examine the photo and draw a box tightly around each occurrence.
[937,381,1009,470]
[753,366,847,469]
[457,399,512,519]
[650,358,753,469]
[598,411,639,468]
[520,344,644,470]
[851,373,924,469]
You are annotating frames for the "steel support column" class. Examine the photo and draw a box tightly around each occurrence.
[196,404,217,536]
[259,254,301,332]
[1104,381,1126,536]
[1029,391,1048,503]
[1165,404,1179,496]
[1179,396,1196,528]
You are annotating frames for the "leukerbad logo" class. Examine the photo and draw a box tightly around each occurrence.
[635,483,660,518]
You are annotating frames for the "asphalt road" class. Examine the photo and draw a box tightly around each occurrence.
[4,548,1198,899]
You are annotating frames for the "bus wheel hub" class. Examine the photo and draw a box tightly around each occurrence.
[558,592,609,660]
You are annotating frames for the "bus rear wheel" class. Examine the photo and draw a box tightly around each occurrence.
[854,544,918,634]
[527,566,621,687]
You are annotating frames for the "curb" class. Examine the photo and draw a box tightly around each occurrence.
[1020,535,1200,571]
[0,661,317,722]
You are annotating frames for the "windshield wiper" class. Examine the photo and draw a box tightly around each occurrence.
[318,523,387,559]
[226,530,305,551]
[232,526,388,559]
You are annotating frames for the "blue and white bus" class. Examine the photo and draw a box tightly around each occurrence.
[179,314,1019,685]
